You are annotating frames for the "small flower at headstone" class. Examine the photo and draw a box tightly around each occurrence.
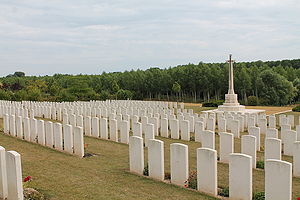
[24,176,31,182]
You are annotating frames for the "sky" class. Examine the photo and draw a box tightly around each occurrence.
[0,0,299,76]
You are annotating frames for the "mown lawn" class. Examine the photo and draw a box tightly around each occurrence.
[0,119,216,200]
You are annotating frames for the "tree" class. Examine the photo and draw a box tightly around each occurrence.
[116,89,133,100]
[293,78,300,102]
[235,66,251,104]
[172,82,181,101]
[13,71,25,77]
[257,70,296,105]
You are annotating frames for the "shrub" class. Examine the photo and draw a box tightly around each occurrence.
[202,100,224,107]
[292,105,300,112]
[247,96,258,106]
[258,98,270,106]
[143,164,149,176]
[256,161,264,169]
[253,192,265,200]
[218,187,229,197]
[190,136,195,141]
[24,188,45,200]
[186,170,197,189]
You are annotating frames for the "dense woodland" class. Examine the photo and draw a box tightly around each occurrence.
[1,59,300,106]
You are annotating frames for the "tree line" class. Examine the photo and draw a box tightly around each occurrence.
[0,59,300,106]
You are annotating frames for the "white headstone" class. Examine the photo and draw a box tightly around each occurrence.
[100,118,108,139]
[84,116,92,136]
[23,117,30,141]
[219,132,234,163]
[201,130,215,150]
[0,147,7,199]
[145,123,155,147]
[16,116,23,139]
[54,123,63,151]
[293,141,300,177]
[170,119,179,139]
[129,136,144,175]
[248,126,260,151]
[37,120,45,145]
[132,122,142,138]
[258,118,267,134]
[266,128,278,139]
[6,151,23,200]
[268,115,276,129]
[231,120,240,138]
[229,153,252,200]
[30,118,37,142]
[3,114,9,134]
[74,126,84,157]
[284,130,296,156]
[120,120,130,144]
[207,118,215,132]
[265,138,281,163]
[63,124,73,154]
[241,135,257,169]
[265,159,292,200]
[197,148,217,196]
[91,117,100,138]
[45,121,54,148]
[195,121,204,142]
[160,118,169,138]
[170,143,188,186]
[218,118,226,133]
[180,120,190,141]
[109,119,118,142]
[148,139,164,181]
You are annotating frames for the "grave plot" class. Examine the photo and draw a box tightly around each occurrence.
[0,100,300,199]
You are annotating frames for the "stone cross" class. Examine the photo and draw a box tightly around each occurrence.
[227,54,235,95]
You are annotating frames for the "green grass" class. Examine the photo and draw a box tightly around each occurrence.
[0,119,216,200]
[1,110,300,199]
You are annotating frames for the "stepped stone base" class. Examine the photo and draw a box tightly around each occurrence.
[218,105,246,112]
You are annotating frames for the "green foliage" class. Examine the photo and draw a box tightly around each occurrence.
[292,105,300,112]
[13,71,25,77]
[257,70,296,105]
[247,96,258,106]
[202,100,223,107]
[116,89,133,100]
[172,82,181,93]
[58,89,77,102]
[256,161,264,169]
[186,171,197,189]
[24,188,45,200]
[0,59,299,104]
[218,187,229,197]
[253,192,265,200]
[99,90,110,100]
[0,89,12,100]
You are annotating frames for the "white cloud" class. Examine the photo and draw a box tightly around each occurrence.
[0,0,299,76]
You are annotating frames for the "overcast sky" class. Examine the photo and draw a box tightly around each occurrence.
[0,0,299,76]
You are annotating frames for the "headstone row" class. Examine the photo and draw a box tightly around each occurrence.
[129,137,293,200]
[0,146,23,200]
[3,114,84,157]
